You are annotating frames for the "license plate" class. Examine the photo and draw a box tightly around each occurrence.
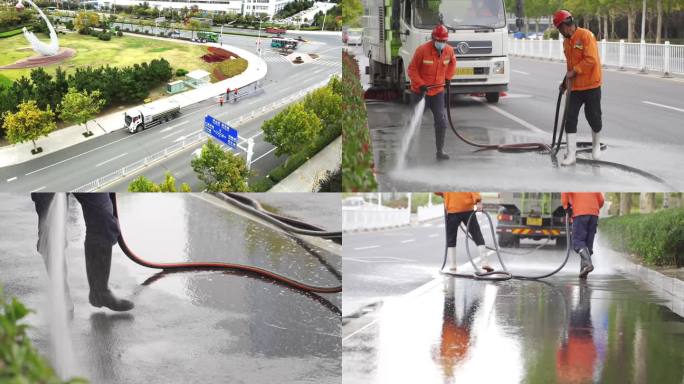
[527,217,542,226]
[456,67,474,76]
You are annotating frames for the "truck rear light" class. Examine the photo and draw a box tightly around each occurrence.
[498,213,512,222]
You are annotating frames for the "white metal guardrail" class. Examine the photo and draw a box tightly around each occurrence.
[509,37,684,76]
[74,78,333,192]
[342,206,411,231]
[416,204,444,222]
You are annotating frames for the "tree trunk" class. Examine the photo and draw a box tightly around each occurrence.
[619,193,632,215]
[663,193,670,208]
[597,14,602,40]
[671,193,683,208]
[655,0,662,44]
[639,193,656,213]
[627,10,636,42]
[610,12,616,39]
[604,14,609,40]
[32,139,37,151]
[524,17,529,34]
[535,18,539,34]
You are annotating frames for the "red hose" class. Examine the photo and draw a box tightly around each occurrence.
[111,194,342,294]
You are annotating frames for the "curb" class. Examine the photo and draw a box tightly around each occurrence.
[613,249,684,317]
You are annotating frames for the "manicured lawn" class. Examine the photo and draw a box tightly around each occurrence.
[0,32,214,81]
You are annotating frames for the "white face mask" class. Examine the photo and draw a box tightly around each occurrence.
[435,41,446,52]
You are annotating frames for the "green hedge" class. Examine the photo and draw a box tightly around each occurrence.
[341,50,377,192]
[0,28,24,38]
[599,209,684,266]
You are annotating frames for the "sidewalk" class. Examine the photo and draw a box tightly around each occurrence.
[0,38,267,168]
[269,136,341,192]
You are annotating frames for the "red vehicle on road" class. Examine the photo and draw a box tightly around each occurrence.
[265,27,286,34]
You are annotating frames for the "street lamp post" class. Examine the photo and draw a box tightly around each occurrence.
[321,4,327,31]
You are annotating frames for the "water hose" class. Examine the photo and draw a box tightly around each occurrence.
[440,209,572,281]
[111,193,342,294]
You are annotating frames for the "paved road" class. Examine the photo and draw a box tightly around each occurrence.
[351,45,684,190]
[342,215,684,383]
[0,33,340,192]
[0,193,341,383]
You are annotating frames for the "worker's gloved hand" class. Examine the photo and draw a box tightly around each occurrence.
[420,85,429,94]
[559,80,567,93]
[476,202,483,212]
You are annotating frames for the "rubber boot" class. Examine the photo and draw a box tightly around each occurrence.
[478,245,494,272]
[561,134,577,166]
[591,131,601,160]
[443,247,457,272]
[85,243,134,312]
[578,247,594,279]
[436,151,450,161]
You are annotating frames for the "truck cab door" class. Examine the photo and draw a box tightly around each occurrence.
[400,0,410,44]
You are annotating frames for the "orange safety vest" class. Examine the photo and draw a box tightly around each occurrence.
[408,41,457,96]
[436,192,482,213]
[563,27,602,91]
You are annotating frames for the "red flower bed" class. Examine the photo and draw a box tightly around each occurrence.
[200,47,240,63]
[213,67,226,81]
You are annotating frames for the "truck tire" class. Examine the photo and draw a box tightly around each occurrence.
[498,233,514,248]
[486,92,500,103]
[136,125,141,133]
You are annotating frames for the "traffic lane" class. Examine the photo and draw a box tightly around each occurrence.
[104,108,282,192]
[1,63,337,192]
[0,193,341,384]
[342,215,499,317]
[368,100,681,191]
[507,56,684,144]
[342,241,684,384]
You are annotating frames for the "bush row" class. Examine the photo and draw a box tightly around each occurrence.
[341,50,377,192]
[599,209,684,266]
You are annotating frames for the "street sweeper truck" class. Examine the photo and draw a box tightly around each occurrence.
[362,0,510,103]
[124,99,181,133]
[496,192,569,248]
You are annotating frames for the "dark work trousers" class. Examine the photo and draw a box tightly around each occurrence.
[411,91,448,153]
[446,211,485,248]
[565,87,602,134]
[32,193,120,250]
[571,215,598,253]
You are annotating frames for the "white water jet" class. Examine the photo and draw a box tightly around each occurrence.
[39,193,76,380]
[394,97,425,171]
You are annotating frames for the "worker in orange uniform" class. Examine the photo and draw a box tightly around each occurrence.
[554,10,604,166]
[408,24,457,161]
[561,192,604,278]
[436,192,493,273]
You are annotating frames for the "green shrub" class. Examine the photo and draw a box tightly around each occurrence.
[341,50,377,192]
[175,68,189,77]
[0,288,88,383]
[214,58,248,78]
[599,208,684,266]
[116,30,123,37]
[98,32,111,41]
[249,177,275,192]
[0,28,25,38]
[543,28,559,40]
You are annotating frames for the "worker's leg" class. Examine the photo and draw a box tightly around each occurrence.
[73,193,134,311]
[444,212,459,271]
[31,193,73,312]
[461,210,493,272]
[427,93,449,160]
[584,215,599,255]
[572,215,595,278]
[583,87,603,160]
[561,90,586,166]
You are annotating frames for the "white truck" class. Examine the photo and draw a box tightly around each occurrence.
[362,0,510,103]
[124,99,181,133]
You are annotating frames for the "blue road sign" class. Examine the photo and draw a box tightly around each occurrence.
[204,115,238,149]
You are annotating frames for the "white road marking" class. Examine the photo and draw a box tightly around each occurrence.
[161,130,186,140]
[6,177,17,182]
[251,147,277,163]
[159,121,188,133]
[30,186,46,192]
[428,234,439,238]
[473,97,547,135]
[95,152,127,168]
[353,245,380,251]
[400,239,416,244]
[642,101,684,113]
[512,69,530,75]
[342,256,482,342]
[346,256,415,263]
[173,135,186,142]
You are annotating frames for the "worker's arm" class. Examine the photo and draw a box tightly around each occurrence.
[597,193,605,209]
[573,31,599,76]
[561,193,570,209]
[435,192,444,197]
[407,48,426,89]
[472,192,482,203]
[445,49,457,82]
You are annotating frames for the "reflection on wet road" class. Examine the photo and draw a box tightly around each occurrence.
[343,274,684,384]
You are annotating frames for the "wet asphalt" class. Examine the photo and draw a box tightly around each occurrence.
[342,215,684,384]
[0,193,341,384]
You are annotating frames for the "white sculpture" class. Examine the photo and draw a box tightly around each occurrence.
[16,0,60,56]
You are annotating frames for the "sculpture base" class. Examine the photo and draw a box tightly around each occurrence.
[0,47,75,70]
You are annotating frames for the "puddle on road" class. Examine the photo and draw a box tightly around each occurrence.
[343,276,684,384]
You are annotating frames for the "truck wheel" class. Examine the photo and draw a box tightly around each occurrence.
[486,92,500,103]
[498,234,513,248]
[136,125,141,133]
